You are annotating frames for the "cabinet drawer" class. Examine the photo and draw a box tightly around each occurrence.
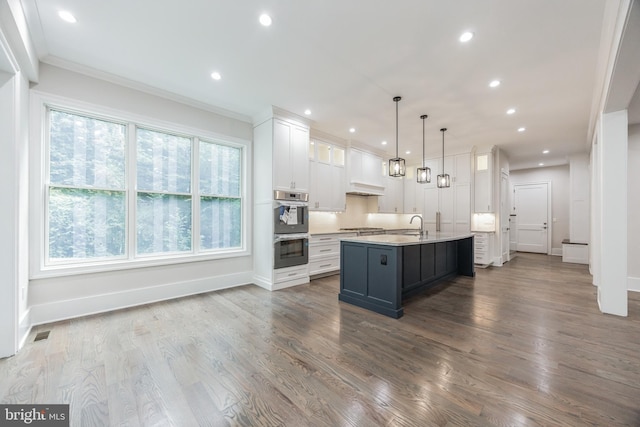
[309,257,340,275]
[310,235,341,245]
[310,242,339,258]
[474,233,488,243]
[274,265,309,283]
[475,242,487,251]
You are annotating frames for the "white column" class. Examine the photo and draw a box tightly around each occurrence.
[598,110,628,316]
[0,72,18,357]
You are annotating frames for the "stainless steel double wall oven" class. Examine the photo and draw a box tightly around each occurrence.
[273,191,309,269]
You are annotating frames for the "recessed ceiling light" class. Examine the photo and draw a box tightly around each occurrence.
[381,141,387,145]
[459,31,474,42]
[210,71,222,81]
[349,128,356,133]
[539,163,545,166]
[543,149,550,154]
[518,127,526,132]
[58,10,77,23]
[405,150,411,155]
[304,109,311,115]
[489,80,501,88]
[259,13,272,26]
[506,108,516,115]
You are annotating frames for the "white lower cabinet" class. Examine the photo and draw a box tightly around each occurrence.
[474,232,493,266]
[308,233,356,276]
[274,265,310,287]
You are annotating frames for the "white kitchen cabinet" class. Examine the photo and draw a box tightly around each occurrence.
[378,175,404,213]
[308,233,356,277]
[474,150,494,213]
[273,119,309,192]
[422,153,471,234]
[309,140,346,211]
[347,148,385,195]
[474,232,494,266]
[403,160,434,214]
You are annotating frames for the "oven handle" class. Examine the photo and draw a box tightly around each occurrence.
[274,200,309,208]
[274,233,309,243]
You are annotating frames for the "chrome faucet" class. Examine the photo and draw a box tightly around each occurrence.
[410,215,427,238]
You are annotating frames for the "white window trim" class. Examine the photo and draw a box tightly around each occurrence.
[30,91,252,279]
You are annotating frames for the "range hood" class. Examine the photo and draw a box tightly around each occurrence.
[346,180,385,196]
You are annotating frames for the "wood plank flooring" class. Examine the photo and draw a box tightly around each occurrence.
[2,253,640,426]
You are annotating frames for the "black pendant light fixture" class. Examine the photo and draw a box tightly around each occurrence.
[388,96,406,177]
[437,128,451,188]
[417,114,431,183]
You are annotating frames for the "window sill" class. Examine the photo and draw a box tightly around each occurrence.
[30,249,251,280]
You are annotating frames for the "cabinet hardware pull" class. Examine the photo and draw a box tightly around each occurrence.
[319,237,331,241]
[320,249,332,252]
[320,264,332,268]
[288,273,297,276]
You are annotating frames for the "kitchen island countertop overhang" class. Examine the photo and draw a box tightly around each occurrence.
[339,232,475,318]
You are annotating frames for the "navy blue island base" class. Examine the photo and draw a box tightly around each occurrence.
[339,233,475,318]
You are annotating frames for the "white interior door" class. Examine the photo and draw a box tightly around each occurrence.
[500,173,510,262]
[514,183,549,253]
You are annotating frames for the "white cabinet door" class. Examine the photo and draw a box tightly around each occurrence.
[379,176,403,213]
[455,153,471,184]
[423,187,438,232]
[273,120,293,191]
[309,141,346,211]
[455,182,471,233]
[474,152,493,212]
[404,174,417,214]
[330,165,346,211]
[273,119,309,192]
[290,125,309,192]
[439,186,454,233]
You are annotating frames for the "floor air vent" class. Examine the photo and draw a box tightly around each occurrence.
[34,331,50,342]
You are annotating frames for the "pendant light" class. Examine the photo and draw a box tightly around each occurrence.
[416,114,431,183]
[388,96,406,177]
[437,128,450,188]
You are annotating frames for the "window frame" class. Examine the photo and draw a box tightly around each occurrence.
[30,93,251,279]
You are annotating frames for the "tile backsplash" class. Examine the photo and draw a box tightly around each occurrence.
[309,194,419,233]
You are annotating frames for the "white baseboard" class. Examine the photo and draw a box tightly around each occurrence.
[629,276,640,292]
[272,276,310,290]
[252,274,273,291]
[29,271,253,326]
[551,247,562,256]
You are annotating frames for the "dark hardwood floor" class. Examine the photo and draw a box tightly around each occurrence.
[2,253,639,426]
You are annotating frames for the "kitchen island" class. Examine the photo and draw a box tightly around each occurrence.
[339,233,475,318]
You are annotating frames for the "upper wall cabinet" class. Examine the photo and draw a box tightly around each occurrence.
[309,140,346,211]
[378,175,404,213]
[273,119,310,192]
[474,149,494,213]
[347,148,384,195]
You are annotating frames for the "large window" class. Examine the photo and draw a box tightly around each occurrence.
[45,107,244,267]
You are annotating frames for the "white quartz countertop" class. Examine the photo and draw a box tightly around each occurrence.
[340,232,475,246]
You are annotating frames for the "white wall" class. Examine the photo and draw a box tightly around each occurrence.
[510,165,570,255]
[28,64,255,326]
[628,124,640,291]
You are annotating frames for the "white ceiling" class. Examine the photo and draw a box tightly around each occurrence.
[21,0,610,170]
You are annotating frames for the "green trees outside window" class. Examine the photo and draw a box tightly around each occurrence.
[46,107,243,265]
